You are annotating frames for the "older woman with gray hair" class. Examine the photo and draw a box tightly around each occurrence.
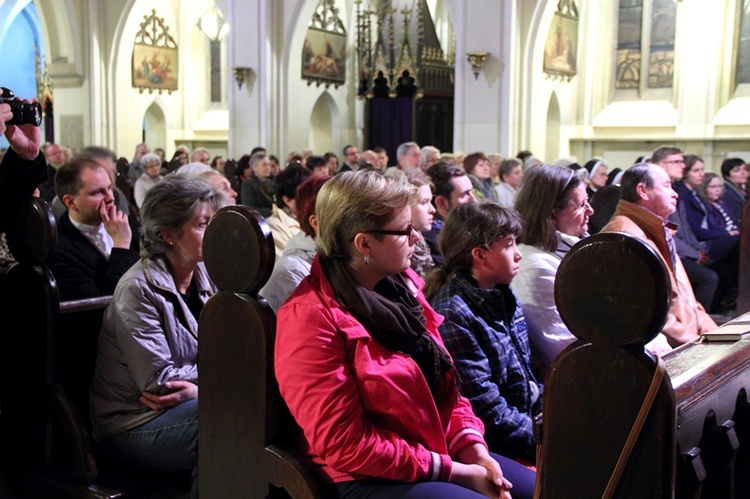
[133,151,164,208]
[89,175,222,490]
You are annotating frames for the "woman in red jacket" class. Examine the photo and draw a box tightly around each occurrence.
[275,170,535,498]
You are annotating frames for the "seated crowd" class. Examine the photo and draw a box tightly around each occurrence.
[2,98,747,498]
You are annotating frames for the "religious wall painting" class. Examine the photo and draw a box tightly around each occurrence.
[302,0,347,88]
[543,0,579,82]
[131,9,178,94]
[302,28,346,86]
[132,44,178,93]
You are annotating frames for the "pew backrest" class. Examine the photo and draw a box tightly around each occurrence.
[199,205,322,498]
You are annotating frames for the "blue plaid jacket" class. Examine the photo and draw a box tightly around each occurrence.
[431,271,542,462]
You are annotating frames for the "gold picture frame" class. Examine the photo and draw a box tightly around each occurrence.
[132,44,178,93]
[131,9,178,94]
[543,0,579,82]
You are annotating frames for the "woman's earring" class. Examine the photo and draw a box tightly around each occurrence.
[364,255,369,265]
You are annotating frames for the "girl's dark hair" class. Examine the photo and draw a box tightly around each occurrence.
[274,163,311,209]
[424,202,522,300]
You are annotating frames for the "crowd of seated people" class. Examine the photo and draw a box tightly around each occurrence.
[5,126,750,498]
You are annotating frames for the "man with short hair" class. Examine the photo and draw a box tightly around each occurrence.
[373,146,389,170]
[602,163,716,347]
[47,156,140,301]
[339,144,359,173]
[50,146,131,219]
[651,146,719,311]
[397,141,421,173]
[424,159,477,265]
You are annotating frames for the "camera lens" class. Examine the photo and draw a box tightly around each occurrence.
[7,100,42,127]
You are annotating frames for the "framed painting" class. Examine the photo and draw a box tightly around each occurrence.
[132,44,178,93]
[544,13,578,81]
[302,27,346,87]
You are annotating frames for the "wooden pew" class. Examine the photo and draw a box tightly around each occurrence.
[199,205,323,498]
[537,231,750,498]
[0,197,188,498]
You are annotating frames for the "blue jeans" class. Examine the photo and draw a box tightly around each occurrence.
[102,398,198,472]
[331,452,536,499]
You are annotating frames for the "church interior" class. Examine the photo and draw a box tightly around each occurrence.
[3,1,750,498]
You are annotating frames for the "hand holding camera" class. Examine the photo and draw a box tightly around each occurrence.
[0,87,42,161]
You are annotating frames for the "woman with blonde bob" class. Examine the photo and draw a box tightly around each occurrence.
[275,170,533,498]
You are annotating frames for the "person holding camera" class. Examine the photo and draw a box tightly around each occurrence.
[0,87,45,233]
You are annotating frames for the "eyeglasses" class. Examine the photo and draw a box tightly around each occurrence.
[663,159,685,165]
[362,222,415,238]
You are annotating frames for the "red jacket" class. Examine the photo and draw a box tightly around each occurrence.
[275,256,487,484]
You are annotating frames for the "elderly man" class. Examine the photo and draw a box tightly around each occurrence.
[397,141,421,173]
[602,163,716,347]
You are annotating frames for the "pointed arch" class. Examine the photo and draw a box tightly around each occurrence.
[309,91,340,155]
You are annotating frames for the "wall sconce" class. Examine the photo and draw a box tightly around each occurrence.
[466,52,490,80]
[232,67,252,89]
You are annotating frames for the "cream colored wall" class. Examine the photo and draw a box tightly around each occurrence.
[26,0,750,168]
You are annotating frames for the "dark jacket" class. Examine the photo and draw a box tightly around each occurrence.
[0,148,47,232]
[240,174,274,217]
[47,211,141,300]
[722,180,746,224]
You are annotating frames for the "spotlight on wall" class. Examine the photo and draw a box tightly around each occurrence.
[232,66,252,90]
[466,52,490,80]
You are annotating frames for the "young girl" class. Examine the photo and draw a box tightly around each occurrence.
[425,202,542,465]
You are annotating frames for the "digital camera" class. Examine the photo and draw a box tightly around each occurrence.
[0,87,42,127]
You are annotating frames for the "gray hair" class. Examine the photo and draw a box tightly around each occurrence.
[141,152,161,167]
[397,141,419,159]
[139,175,222,258]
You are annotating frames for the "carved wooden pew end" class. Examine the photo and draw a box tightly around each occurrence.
[539,231,750,498]
[200,205,323,498]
